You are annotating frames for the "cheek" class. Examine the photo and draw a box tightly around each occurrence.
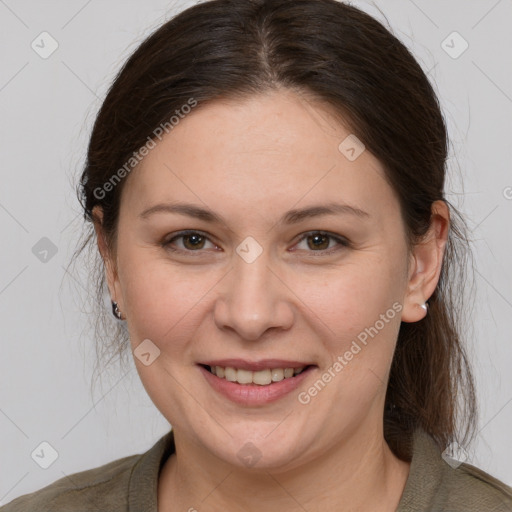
[294,258,405,410]
[117,247,220,347]
[300,269,403,411]
[293,257,404,342]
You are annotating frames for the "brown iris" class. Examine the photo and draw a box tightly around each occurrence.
[307,233,330,250]
[182,233,206,250]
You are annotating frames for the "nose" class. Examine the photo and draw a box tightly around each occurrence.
[213,250,295,341]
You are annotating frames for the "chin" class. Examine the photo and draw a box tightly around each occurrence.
[200,424,310,472]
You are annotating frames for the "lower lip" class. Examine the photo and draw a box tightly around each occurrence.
[198,365,315,405]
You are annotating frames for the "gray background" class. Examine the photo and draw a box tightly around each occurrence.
[0,0,511,504]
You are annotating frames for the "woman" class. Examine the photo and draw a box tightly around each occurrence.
[2,0,511,510]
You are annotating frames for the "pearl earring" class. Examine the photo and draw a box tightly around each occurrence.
[420,302,429,312]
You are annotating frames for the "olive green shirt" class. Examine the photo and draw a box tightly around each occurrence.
[2,428,511,511]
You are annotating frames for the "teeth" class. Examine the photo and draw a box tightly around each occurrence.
[253,369,272,385]
[224,367,237,382]
[209,365,306,386]
[271,368,284,382]
[236,369,253,384]
[284,368,294,378]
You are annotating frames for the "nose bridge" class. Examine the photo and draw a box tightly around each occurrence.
[213,242,293,340]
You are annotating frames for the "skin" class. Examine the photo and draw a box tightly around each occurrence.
[94,88,449,511]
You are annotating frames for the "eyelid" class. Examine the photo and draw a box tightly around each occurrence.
[163,229,350,254]
[163,229,219,253]
[292,230,350,254]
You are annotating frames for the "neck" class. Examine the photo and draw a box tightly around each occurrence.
[158,423,410,512]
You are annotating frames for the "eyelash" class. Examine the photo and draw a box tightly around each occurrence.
[162,230,350,256]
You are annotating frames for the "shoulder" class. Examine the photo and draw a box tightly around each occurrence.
[0,452,142,512]
[398,429,512,511]
[438,460,512,511]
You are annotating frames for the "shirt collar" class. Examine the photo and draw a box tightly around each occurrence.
[396,428,445,510]
[127,427,443,511]
[128,429,176,512]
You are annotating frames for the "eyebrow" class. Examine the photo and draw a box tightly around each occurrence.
[139,201,370,224]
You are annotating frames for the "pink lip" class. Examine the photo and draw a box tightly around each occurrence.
[199,358,312,372]
[198,364,316,405]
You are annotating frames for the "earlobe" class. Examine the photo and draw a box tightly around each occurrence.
[401,200,449,323]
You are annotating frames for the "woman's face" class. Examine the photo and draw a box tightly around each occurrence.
[101,89,429,470]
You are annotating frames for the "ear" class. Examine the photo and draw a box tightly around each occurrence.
[92,206,123,312]
[401,200,450,323]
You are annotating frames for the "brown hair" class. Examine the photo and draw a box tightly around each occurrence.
[75,0,477,460]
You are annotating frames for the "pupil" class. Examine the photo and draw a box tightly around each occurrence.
[309,234,328,250]
[185,234,204,249]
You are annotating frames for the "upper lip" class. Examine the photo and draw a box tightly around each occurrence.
[199,359,315,372]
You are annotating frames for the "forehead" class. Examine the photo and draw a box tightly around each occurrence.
[121,90,398,223]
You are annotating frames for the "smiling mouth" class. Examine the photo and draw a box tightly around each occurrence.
[200,364,314,386]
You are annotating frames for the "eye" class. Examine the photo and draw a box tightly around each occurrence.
[163,230,219,253]
[162,230,350,256]
[292,231,350,254]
